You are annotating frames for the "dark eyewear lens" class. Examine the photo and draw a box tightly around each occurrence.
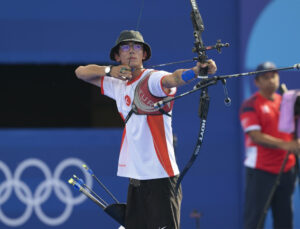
[133,44,142,50]
[120,44,143,52]
[120,45,130,52]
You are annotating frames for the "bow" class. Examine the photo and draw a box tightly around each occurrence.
[174,0,229,190]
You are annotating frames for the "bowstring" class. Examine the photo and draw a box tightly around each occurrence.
[136,0,145,31]
[127,0,145,74]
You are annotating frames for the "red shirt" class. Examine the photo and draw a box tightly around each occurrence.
[240,92,295,174]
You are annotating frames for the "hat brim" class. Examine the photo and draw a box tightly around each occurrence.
[110,39,151,62]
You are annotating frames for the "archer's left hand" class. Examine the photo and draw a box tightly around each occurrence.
[196,59,217,75]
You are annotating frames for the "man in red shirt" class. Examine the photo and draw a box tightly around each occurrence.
[240,62,300,229]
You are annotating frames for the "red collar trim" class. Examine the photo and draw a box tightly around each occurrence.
[126,69,147,86]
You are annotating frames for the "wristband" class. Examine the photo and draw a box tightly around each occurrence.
[181,69,196,82]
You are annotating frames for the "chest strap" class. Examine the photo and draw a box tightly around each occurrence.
[124,71,174,124]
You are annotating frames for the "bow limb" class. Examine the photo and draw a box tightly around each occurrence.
[175,78,211,192]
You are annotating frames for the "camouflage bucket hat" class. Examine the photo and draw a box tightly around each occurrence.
[110,30,152,61]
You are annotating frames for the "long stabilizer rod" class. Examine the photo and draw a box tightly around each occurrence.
[154,63,300,109]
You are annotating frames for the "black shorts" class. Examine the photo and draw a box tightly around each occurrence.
[125,175,182,229]
[243,167,297,229]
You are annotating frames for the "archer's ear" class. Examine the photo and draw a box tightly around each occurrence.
[114,53,121,62]
[142,51,147,60]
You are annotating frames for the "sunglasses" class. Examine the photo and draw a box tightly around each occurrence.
[119,43,143,52]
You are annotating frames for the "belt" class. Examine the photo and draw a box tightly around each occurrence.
[129,178,141,187]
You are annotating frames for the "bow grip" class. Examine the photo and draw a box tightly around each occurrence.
[199,66,208,76]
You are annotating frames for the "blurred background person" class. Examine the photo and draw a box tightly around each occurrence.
[239,61,300,229]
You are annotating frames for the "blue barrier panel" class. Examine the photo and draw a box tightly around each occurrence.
[0,125,298,229]
[0,128,242,229]
[0,129,127,229]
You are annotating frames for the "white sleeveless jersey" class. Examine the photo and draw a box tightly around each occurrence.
[100,69,179,180]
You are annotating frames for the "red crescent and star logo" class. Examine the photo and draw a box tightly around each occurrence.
[125,95,131,106]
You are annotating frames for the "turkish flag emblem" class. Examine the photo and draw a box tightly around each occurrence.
[125,95,131,106]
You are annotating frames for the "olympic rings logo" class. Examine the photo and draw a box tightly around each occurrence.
[0,158,92,227]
